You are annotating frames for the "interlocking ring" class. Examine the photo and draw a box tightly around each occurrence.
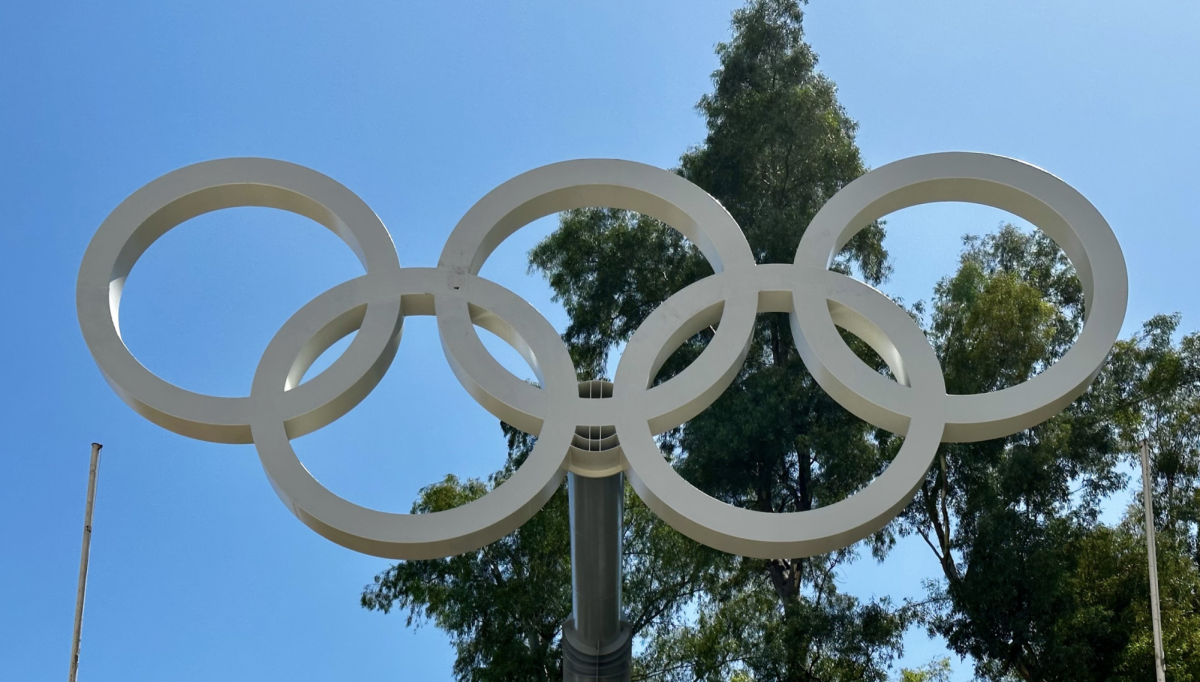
[78,153,1127,560]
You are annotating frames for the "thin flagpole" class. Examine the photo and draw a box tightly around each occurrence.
[69,443,102,682]
[1141,440,1167,682]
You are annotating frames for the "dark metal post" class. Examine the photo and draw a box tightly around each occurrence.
[562,472,631,681]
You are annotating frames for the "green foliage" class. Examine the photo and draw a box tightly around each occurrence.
[1068,521,1200,681]
[529,208,712,379]
[895,658,951,682]
[360,437,571,682]
[634,561,909,682]
[1105,313,1200,547]
[1101,315,1200,681]
[906,227,1200,681]
[362,426,731,682]
[930,229,1080,395]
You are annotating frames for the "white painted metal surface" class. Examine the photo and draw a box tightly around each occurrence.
[77,153,1127,560]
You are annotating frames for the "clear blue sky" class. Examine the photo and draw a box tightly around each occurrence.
[1,1,1197,680]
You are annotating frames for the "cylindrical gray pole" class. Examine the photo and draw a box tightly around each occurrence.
[1141,441,1167,682]
[562,472,631,682]
[69,443,102,682]
[570,472,623,642]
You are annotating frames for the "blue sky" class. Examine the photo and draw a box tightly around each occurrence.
[1,1,1197,680]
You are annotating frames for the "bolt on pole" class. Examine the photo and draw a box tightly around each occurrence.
[69,442,102,682]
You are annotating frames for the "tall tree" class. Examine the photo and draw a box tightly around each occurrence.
[529,1,906,679]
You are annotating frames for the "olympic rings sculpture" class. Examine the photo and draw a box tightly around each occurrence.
[77,153,1127,560]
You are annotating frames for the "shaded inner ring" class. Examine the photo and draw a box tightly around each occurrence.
[573,380,619,452]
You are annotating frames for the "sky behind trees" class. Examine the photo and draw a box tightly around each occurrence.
[1,1,1197,680]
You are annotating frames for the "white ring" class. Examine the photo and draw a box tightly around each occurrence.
[613,264,948,558]
[76,158,403,443]
[433,158,756,430]
[794,152,1128,442]
[248,268,575,559]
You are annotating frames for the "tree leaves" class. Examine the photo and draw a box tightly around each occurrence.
[907,225,1200,681]
[360,447,571,682]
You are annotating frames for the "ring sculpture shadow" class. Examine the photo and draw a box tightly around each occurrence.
[77,153,1128,561]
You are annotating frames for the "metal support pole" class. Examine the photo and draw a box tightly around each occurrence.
[1141,441,1167,682]
[562,472,631,682]
[69,443,102,682]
